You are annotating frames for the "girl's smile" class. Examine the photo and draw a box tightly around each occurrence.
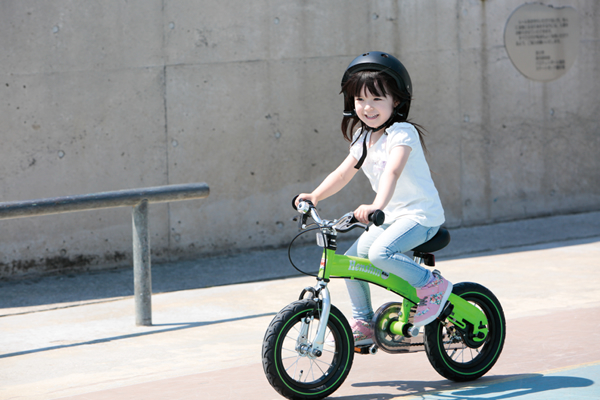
[354,87,397,132]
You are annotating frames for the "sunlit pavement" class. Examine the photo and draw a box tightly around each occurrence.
[1,218,599,400]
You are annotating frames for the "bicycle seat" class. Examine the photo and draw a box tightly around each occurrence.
[412,228,450,254]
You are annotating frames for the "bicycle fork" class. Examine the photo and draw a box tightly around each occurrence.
[297,281,331,358]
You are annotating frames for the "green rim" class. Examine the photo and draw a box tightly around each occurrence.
[438,291,504,375]
[274,308,352,396]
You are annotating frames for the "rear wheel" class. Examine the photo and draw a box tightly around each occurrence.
[262,299,354,400]
[424,282,506,381]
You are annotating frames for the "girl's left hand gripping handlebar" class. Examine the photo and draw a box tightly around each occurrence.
[368,210,385,227]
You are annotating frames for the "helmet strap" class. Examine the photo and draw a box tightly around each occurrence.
[353,129,370,169]
[351,101,408,170]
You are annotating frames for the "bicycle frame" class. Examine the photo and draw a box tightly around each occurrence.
[293,201,489,357]
[305,243,489,355]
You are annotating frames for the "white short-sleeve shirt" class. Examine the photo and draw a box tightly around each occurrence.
[350,122,445,227]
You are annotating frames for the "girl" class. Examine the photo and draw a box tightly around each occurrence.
[296,51,452,346]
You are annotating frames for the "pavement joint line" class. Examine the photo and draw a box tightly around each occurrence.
[0,296,129,318]
[535,359,600,375]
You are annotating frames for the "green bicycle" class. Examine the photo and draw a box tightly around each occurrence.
[262,199,506,399]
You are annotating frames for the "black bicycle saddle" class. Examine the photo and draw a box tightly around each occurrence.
[412,228,450,254]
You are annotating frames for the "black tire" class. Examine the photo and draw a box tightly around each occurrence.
[424,282,506,381]
[262,299,354,400]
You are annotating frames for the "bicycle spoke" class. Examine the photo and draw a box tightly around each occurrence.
[281,345,299,356]
[285,358,300,375]
[453,346,466,362]
[322,347,336,355]
[285,333,298,342]
[313,358,333,373]
[281,353,301,361]
[307,360,316,382]
[448,348,458,359]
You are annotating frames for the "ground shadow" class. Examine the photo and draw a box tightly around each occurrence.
[0,311,276,359]
[333,373,595,399]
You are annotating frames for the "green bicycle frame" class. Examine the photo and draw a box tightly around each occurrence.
[319,248,489,343]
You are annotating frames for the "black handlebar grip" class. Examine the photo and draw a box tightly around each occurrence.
[292,195,300,210]
[369,210,385,226]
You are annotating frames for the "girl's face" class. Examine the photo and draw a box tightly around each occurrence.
[354,85,398,131]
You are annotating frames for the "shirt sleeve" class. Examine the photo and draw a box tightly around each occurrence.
[386,123,419,154]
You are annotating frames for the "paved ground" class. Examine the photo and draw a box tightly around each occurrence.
[1,211,600,400]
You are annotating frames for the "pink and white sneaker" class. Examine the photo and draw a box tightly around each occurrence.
[413,271,453,328]
[350,319,374,346]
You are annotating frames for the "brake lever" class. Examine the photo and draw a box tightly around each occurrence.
[331,212,368,232]
[297,213,309,229]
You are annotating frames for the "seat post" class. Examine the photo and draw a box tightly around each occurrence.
[413,251,436,266]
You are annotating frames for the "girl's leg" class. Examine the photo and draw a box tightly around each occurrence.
[344,238,374,322]
[343,227,387,345]
[367,219,439,288]
[367,219,452,327]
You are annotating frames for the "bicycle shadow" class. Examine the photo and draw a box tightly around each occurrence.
[333,373,595,399]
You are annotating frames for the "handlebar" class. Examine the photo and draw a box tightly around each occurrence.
[292,195,385,231]
[369,209,385,226]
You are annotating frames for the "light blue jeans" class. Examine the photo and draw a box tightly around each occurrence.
[344,218,440,322]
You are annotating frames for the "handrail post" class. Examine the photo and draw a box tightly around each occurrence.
[132,199,152,326]
[0,182,209,325]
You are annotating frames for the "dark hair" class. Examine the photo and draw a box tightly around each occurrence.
[340,70,427,153]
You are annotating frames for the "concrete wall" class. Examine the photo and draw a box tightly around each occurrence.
[1,0,598,278]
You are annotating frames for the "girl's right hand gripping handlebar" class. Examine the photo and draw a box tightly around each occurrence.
[292,195,385,227]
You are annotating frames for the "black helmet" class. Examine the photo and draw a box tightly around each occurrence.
[341,52,413,170]
[341,51,412,98]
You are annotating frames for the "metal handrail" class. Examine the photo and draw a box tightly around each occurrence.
[0,183,210,326]
[0,183,209,219]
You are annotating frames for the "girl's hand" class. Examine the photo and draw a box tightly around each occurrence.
[295,193,318,208]
[354,204,378,224]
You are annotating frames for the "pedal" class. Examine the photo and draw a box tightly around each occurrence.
[354,344,378,355]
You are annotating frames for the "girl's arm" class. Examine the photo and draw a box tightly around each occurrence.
[296,153,359,207]
[354,145,411,223]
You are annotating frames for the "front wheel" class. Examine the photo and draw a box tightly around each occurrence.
[424,282,506,381]
[262,299,354,400]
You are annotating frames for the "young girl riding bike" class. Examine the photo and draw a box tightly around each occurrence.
[296,51,452,347]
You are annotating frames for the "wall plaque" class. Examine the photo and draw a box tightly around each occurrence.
[504,3,580,81]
